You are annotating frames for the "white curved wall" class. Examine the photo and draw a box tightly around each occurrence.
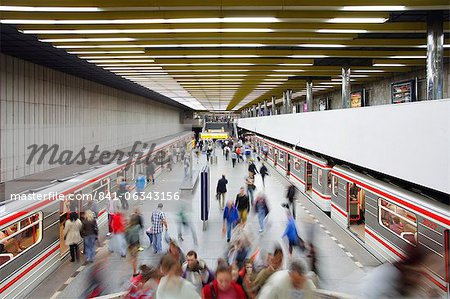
[238,99,450,195]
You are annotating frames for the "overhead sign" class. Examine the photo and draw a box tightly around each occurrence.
[200,132,229,140]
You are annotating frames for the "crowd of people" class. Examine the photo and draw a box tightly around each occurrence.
[61,135,437,299]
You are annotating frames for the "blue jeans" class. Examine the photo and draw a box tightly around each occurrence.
[247,188,254,205]
[226,222,235,241]
[84,235,96,262]
[258,209,266,231]
[152,232,162,253]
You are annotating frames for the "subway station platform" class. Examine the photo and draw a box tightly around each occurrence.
[27,146,380,299]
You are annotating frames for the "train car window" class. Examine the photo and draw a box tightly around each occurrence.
[294,160,301,171]
[332,176,339,196]
[378,198,417,245]
[279,152,284,161]
[0,212,43,268]
[318,169,323,186]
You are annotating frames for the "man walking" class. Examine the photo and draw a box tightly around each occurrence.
[151,203,168,254]
[216,174,228,210]
[235,187,250,225]
[286,184,297,219]
[260,163,269,187]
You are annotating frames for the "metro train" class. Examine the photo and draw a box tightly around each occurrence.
[0,132,193,299]
[250,134,449,296]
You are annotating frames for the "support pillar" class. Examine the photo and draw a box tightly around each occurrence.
[263,100,268,116]
[426,11,444,100]
[252,105,257,117]
[341,66,351,108]
[306,79,313,112]
[271,96,276,115]
[257,102,262,116]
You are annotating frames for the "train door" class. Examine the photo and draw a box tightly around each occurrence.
[347,182,365,240]
[305,162,312,193]
[286,154,291,176]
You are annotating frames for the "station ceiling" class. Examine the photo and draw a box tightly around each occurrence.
[0,1,449,111]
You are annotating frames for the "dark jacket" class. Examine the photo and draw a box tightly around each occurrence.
[235,194,250,212]
[248,163,258,175]
[287,185,296,202]
[217,177,228,193]
[260,165,268,176]
[81,219,98,237]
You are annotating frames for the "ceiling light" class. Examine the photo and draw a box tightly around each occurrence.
[315,85,334,88]
[327,18,388,23]
[373,63,406,67]
[277,63,314,66]
[0,6,100,12]
[82,55,152,59]
[21,28,274,34]
[298,44,346,48]
[172,74,247,77]
[40,38,136,42]
[144,43,265,48]
[288,55,329,58]
[1,17,279,25]
[87,59,155,63]
[340,6,406,11]
[317,29,367,34]
[268,74,296,77]
[319,82,342,85]
[68,51,144,54]
[353,70,385,73]
[390,56,426,59]
[273,69,304,72]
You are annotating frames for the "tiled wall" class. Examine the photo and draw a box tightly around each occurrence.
[0,53,185,182]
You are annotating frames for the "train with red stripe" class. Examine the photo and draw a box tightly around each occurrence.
[0,132,193,299]
[250,134,449,297]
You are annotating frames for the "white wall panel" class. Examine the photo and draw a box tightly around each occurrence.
[0,53,185,182]
[238,99,450,194]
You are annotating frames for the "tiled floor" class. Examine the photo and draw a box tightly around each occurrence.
[28,144,381,298]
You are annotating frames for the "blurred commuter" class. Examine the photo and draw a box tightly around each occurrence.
[157,255,200,299]
[235,187,250,224]
[64,212,83,262]
[245,174,256,205]
[109,211,127,257]
[258,259,315,299]
[151,203,168,254]
[259,163,269,187]
[177,209,198,245]
[286,184,297,219]
[252,247,284,294]
[224,145,230,161]
[231,151,237,168]
[106,197,119,237]
[146,161,156,184]
[82,254,108,298]
[81,210,98,263]
[254,193,269,233]
[135,172,147,199]
[238,259,256,299]
[201,262,246,299]
[167,239,185,265]
[182,250,214,294]
[283,212,304,256]
[118,178,131,210]
[248,159,258,177]
[124,264,160,299]
[223,200,239,243]
[126,211,143,276]
[216,175,228,210]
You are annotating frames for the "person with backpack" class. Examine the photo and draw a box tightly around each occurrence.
[286,184,297,219]
[223,200,239,243]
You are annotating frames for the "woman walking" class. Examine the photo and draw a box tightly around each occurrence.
[82,210,98,263]
[64,212,83,262]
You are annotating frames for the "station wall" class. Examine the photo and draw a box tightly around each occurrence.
[237,99,450,195]
[0,53,186,182]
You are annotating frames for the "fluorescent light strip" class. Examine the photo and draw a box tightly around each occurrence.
[268,74,295,77]
[1,17,279,25]
[21,28,274,34]
[373,63,406,67]
[288,55,329,58]
[390,56,426,59]
[317,29,368,34]
[353,70,385,73]
[0,6,100,12]
[327,18,388,23]
[88,59,155,63]
[172,74,247,77]
[340,6,406,11]
[40,37,136,42]
[277,63,314,66]
[143,43,265,48]
[273,69,304,72]
[68,51,144,54]
[298,44,346,48]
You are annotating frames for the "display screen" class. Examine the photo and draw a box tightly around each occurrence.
[391,80,415,104]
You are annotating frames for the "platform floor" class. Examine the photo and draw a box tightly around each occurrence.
[27,145,380,299]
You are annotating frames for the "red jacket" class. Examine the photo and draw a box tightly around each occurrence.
[111,213,125,233]
[202,279,246,299]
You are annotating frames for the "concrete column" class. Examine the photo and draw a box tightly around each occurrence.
[341,66,351,108]
[426,11,444,100]
[263,100,268,116]
[257,102,262,116]
[306,79,313,112]
[286,89,293,113]
[252,105,257,117]
[271,96,276,115]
